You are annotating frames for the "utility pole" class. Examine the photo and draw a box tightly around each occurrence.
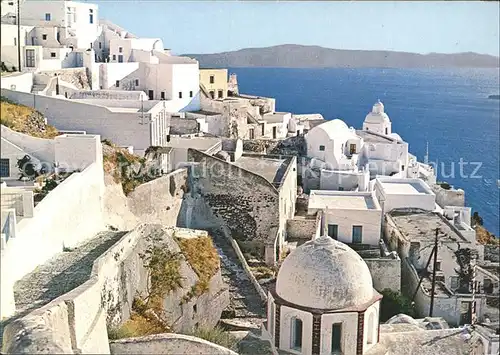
[17,0,21,71]
[429,228,439,317]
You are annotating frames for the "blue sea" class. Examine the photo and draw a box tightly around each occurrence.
[230,68,500,235]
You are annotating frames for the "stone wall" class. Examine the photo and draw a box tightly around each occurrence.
[127,169,188,226]
[37,68,91,89]
[286,216,319,240]
[431,184,465,208]
[364,258,401,292]
[188,149,279,252]
[109,333,237,355]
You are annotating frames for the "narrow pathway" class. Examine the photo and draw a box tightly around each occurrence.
[209,228,266,325]
[1,231,126,345]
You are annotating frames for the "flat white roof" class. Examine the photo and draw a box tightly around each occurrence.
[377,178,433,195]
[308,191,381,210]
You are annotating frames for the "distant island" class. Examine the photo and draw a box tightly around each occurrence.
[183,44,500,69]
[488,94,500,100]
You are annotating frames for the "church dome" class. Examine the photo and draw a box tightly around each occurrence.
[364,100,391,124]
[308,119,354,140]
[275,236,375,310]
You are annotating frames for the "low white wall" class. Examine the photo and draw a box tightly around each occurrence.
[0,72,34,93]
[1,89,153,152]
[1,224,151,354]
[0,162,105,318]
[109,333,238,355]
[1,125,55,163]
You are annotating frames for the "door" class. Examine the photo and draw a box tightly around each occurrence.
[25,49,36,67]
[249,128,255,139]
[118,54,123,63]
[148,90,154,100]
[349,144,356,154]
[328,224,338,240]
[459,301,472,325]
[272,126,277,139]
[160,92,165,100]
[0,158,10,178]
[352,225,363,244]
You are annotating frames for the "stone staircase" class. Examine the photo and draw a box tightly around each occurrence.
[210,228,266,326]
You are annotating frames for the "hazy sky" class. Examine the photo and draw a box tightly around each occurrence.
[93,1,500,56]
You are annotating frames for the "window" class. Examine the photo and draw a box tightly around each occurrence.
[328,224,338,240]
[45,13,51,21]
[450,276,459,290]
[218,90,223,98]
[166,134,170,142]
[89,9,94,24]
[189,91,193,98]
[98,42,102,49]
[50,52,56,58]
[42,34,47,40]
[367,313,375,344]
[209,75,214,84]
[290,317,302,351]
[338,187,344,191]
[249,128,255,139]
[209,91,215,99]
[402,165,405,171]
[0,158,10,177]
[178,91,182,99]
[119,47,123,53]
[90,42,93,49]
[13,37,16,46]
[115,80,120,87]
[135,79,139,86]
[435,261,442,271]
[331,323,342,353]
[25,49,35,67]
[112,54,116,60]
[161,91,165,100]
[319,145,325,151]
[349,143,356,154]
[352,225,363,244]
[385,127,388,135]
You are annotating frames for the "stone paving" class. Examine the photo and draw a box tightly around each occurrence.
[0,231,126,346]
[210,228,266,326]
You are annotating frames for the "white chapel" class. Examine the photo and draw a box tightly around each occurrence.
[265,236,382,355]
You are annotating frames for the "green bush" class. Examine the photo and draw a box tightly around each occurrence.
[379,288,416,322]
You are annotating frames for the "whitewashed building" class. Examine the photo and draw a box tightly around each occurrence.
[373,177,436,214]
[307,190,382,246]
[266,236,382,355]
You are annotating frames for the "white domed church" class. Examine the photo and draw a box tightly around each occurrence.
[362,100,392,136]
[266,236,382,355]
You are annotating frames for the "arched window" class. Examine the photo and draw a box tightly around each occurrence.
[290,317,303,351]
[367,312,375,344]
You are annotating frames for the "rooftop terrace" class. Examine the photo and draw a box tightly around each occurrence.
[389,210,469,243]
[377,178,434,196]
[233,155,292,188]
[308,190,381,211]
